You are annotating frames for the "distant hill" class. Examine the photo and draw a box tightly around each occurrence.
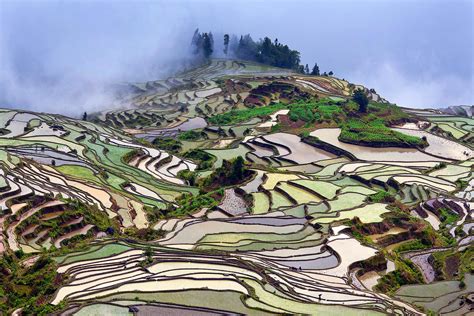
[439,105,473,118]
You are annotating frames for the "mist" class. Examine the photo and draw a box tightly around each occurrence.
[0,0,472,115]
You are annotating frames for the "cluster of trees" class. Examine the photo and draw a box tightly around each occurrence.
[191,29,215,59]
[190,29,333,75]
[200,156,252,191]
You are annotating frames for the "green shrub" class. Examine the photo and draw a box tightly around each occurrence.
[152,137,182,153]
[170,189,224,217]
[183,149,216,170]
[369,190,395,203]
[178,130,206,141]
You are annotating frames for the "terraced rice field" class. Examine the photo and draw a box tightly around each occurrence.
[0,60,472,315]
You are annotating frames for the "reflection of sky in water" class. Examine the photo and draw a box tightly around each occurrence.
[136,117,207,140]
[7,147,91,168]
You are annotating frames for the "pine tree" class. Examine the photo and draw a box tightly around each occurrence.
[202,33,213,59]
[82,112,87,121]
[304,64,310,74]
[191,28,202,55]
[209,32,214,50]
[311,63,320,75]
[223,34,230,55]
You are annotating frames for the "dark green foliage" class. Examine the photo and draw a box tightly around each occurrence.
[395,240,429,253]
[202,32,214,59]
[170,189,223,217]
[0,254,65,314]
[178,130,206,141]
[375,257,423,293]
[124,228,164,242]
[256,36,302,69]
[353,89,369,113]
[233,35,302,70]
[304,64,309,74]
[223,34,230,55]
[231,156,245,180]
[339,118,426,148]
[369,190,395,203]
[191,29,214,59]
[438,207,459,229]
[144,246,153,263]
[177,169,197,186]
[183,149,216,170]
[311,63,320,75]
[200,156,252,192]
[152,137,182,153]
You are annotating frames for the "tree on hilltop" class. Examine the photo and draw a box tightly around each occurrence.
[353,89,369,113]
[191,28,203,55]
[223,34,230,55]
[202,33,213,59]
[304,64,310,74]
[311,63,320,75]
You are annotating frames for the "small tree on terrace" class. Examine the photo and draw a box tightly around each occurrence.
[353,89,369,113]
[230,156,245,182]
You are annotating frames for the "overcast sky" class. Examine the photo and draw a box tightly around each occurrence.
[0,0,472,115]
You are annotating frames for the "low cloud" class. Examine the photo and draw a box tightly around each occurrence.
[348,61,473,108]
[0,1,196,116]
[0,0,471,115]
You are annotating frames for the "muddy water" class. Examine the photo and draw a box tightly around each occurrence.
[276,253,339,270]
[359,271,381,290]
[410,253,435,283]
[391,127,473,161]
[136,117,207,140]
[7,147,89,167]
[264,133,335,164]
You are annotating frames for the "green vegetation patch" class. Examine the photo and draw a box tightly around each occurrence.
[170,189,224,217]
[56,165,98,183]
[208,103,286,125]
[0,255,65,315]
[208,99,342,126]
[184,149,216,170]
[288,101,343,123]
[55,243,131,265]
[152,137,182,153]
[200,156,253,191]
[178,130,207,141]
[339,118,426,148]
[368,190,395,203]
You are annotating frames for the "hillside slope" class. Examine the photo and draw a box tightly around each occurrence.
[0,60,472,315]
